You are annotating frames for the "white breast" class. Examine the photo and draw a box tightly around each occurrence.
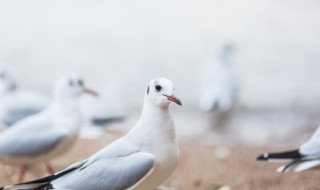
[132,141,179,190]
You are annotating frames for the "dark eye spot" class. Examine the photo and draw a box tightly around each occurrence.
[155,85,162,92]
[78,80,84,87]
[146,86,149,94]
[69,80,74,87]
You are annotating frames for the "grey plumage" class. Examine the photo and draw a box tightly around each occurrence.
[89,116,125,126]
[1,138,155,190]
[2,109,43,126]
[257,126,320,172]
[0,67,49,127]
[53,153,154,190]
[0,115,66,156]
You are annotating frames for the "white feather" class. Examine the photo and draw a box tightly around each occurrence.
[292,160,320,172]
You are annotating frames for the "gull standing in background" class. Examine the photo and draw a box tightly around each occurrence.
[199,41,238,112]
[0,73,97,182]
[198,41,239,128]
[1,78,182,190]
[0,66,124,135]
[257,126,320,172]
[0,67,50,127]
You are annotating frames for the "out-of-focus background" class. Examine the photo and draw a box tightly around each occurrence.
[1,0,320,189]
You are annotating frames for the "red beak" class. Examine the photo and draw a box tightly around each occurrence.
[163,94,182,106]
[83,88,98,96]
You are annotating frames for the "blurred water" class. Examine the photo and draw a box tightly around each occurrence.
[0,0,320,110]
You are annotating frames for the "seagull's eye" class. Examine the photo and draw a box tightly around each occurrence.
[155,85,162,92]
[78,80,84,87]
[69,80,74,87]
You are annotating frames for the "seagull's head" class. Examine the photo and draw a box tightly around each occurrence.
[145,78,182,108]
[54,73,97,100]
[216,41,234,61]
[0,67,17,93]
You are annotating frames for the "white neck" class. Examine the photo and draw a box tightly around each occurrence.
[126,99,176,147]
[46,98,81,133]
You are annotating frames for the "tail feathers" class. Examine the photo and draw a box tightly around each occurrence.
[0,165,78,190]
[257,149,303,161]
[277,159,320,173]
[277,159,301,172]
[91,116,125,126]
[1,183,52,190]
[292,160,320,172]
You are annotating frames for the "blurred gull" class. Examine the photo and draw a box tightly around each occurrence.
[198,41,238,113]
[257,126,320,172]
[0,67,49,127]
[0,66,124,137]
[1,78,182,190]
[0,73,97,182]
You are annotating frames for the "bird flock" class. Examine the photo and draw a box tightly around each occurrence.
[0,42,319,190]
[0,71,182,190]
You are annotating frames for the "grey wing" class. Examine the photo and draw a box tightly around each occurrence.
[0,122,66,157]
[52,152,155,190]
[0,160,88,190]
[2,91,49,126]
[2,109,42,126]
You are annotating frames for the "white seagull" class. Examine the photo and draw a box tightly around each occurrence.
[0,67,122,129]
[257,126,320,172]
[1,78,182,190]
[0,67,50,127]
[0,73,97,182]
[198,41,238,112]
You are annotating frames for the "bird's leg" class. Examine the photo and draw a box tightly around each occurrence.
[45,162,54,175]
[17,165,27,183]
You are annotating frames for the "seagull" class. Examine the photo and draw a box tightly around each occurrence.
[0,67,123,129]
[1,78,182,190]
[257,126,320,172]
[0,73,97,182]
[198,41,238,113]
[0,67,50,127]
